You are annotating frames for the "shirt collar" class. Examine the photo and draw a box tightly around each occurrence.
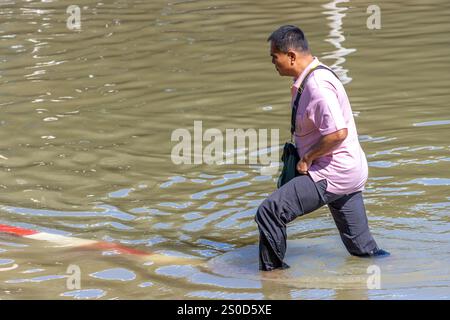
[292,57,320,91]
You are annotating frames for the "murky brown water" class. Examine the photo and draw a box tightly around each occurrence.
[0,0,449,299]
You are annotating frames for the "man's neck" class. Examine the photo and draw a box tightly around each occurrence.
[293,55,315,79]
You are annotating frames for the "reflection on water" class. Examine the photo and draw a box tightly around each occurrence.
[321,0,356,84]
[0,0,450,299]
[60,289,106,299]
[90,268,137,281]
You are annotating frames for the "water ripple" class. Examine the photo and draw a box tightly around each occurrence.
[90,268,136,281]
[1,204,136,221]
[61,289,106,299]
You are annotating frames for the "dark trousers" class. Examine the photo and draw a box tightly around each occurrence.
[255,175,379,271]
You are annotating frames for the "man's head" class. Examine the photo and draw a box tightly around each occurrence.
[268,25,312,77]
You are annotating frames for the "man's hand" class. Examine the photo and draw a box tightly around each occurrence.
[297,156,312,175]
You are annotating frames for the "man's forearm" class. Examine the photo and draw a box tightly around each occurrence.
[303,128,348,163]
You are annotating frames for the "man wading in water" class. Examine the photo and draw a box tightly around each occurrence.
[255,25,389,271]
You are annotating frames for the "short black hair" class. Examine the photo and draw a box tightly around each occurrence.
[267,25,310,53]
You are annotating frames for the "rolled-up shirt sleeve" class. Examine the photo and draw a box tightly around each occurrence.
[310,87,347,136]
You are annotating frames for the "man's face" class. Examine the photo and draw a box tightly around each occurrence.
[270,42,292,77]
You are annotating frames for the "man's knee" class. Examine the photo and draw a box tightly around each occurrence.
[256,195,288,228]
[255,198,273,225]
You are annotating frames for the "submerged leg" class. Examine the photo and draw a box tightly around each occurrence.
[328,192,384,257]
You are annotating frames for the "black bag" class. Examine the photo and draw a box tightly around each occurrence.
[277,65,339,188]
[277,141,300,188]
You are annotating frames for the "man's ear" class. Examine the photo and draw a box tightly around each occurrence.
[287,50,297,65]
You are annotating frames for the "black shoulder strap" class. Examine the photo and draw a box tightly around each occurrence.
[290,65,340,135]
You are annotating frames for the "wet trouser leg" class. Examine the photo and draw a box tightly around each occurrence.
[327,191,379,256]
[255,175,379,271]
[255,175,326,271]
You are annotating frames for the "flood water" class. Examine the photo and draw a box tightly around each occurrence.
[0,0,449,300]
